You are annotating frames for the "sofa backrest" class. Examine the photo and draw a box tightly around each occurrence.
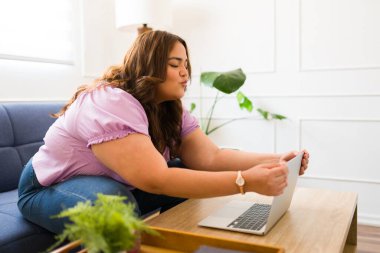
[0,103,63,192]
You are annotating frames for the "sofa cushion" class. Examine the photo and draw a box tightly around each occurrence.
[0,103,62,192]
[0,190,56,253]
[4,103,60,146]
[0,147,22,192]
[0,106,13,147]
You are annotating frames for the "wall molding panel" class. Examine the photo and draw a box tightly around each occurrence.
[298,117,380,150]
[299,66,380,73]
[297,117,380,226]
[201,117,277,153]
[173,0,277,74]
[298,0,380,72]
[300,175,380,185]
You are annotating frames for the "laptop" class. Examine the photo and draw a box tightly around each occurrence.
[198,151,304,235]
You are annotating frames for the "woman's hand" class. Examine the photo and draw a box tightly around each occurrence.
[280,150,310,175]
[243,163,288,196]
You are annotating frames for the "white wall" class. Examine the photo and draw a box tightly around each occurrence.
[1,0,379,226]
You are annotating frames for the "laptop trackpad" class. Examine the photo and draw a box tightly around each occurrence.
[199,200,257,228]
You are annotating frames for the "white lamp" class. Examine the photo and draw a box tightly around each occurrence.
[115,0,172,35]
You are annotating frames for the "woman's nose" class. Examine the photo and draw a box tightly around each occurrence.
[180,67,188,77]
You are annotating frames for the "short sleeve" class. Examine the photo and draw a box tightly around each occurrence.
[73,86,149,147]
[181,108,199,137]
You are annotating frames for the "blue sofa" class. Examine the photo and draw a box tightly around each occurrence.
[0,102,63,253]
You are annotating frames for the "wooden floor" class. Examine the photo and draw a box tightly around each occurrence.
[349,225,380,253]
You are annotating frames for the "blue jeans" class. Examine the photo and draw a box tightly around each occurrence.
[18,158,186,234]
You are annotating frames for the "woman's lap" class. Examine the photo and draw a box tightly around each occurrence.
[18,159,186,234]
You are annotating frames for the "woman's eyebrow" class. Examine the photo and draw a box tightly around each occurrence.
[168,57,187,62]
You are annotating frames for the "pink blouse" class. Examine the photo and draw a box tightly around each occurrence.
[33,86,199,187]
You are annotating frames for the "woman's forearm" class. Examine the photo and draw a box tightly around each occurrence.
[207,149,281,171]
[147,167,240,198]
[149,160,288,198]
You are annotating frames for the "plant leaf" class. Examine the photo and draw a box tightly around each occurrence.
[236,91,244,102]
[271,113,287,120]
[190,102,196,113]
[200,72,220,87]
[257,108,269,120]
[201,69,246,94]
[236,91,253,112]
[213,69,246,94]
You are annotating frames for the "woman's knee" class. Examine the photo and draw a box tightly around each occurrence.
[19,176,141,234]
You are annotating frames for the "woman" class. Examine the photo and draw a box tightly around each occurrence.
[18,31,309,234]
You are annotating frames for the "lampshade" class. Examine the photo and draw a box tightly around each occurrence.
[115,0,172,33]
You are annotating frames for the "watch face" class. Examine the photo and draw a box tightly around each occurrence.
[236,177,245,186]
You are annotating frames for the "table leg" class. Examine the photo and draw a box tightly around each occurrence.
[346,205,357,245]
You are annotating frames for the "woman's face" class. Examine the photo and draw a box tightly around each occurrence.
[156,41,189,103]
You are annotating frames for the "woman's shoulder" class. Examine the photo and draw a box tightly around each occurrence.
[74,83,148,123]
[81,84,144,110]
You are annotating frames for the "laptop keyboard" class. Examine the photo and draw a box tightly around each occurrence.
[227,203,271,231]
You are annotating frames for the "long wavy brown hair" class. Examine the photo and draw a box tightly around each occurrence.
[53,31,192,158]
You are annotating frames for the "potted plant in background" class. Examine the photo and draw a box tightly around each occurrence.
[191,68,286,135]
[48,194,158,253]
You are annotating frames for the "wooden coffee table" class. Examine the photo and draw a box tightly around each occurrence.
[146,187,358,253]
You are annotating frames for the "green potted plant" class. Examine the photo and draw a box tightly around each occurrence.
[191,68,286,135]
[48,194,158,253]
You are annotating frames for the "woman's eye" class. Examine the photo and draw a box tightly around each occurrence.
[169,64,178,68]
